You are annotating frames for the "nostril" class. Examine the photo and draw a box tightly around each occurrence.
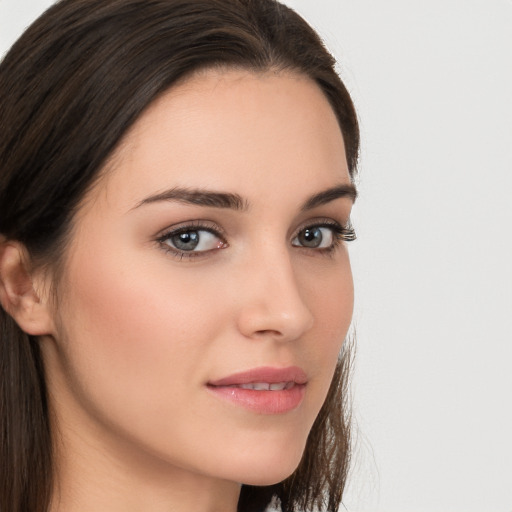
[253,329,283,337]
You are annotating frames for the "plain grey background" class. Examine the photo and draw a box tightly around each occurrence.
[1,1,511,511]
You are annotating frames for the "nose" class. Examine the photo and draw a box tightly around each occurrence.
[235,249,314,342]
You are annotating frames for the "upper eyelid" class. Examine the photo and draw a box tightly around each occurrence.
[156,220,226,240]
[291,217,348,236]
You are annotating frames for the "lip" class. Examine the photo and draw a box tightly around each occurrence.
[207,366,307,415]
[208,366,308,387]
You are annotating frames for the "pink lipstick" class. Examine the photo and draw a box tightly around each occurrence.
[207,366,307,414]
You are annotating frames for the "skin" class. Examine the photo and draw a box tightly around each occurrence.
[3,69,355,512]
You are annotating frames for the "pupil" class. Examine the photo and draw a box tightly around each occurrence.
[300,227,322,248]
[172,231,199,250]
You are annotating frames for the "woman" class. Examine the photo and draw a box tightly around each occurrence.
[0,1,359,511]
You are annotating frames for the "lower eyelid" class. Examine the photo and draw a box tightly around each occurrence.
[158,241,224,261]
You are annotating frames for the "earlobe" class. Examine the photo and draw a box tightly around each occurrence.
[0,242,55,336]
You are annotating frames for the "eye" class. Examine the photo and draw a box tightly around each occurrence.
[292,226,334,249]
[158,224,226,256]
[291,222,356,251]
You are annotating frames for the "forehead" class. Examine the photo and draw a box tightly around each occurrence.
[91,69,350,211]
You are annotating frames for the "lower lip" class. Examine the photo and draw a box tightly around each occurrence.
[206,384,306,414]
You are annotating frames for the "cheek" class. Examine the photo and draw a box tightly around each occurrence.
[301,254,353,355]
[64,231,230,340]
[298,254,353,416]
[54,243,230,438]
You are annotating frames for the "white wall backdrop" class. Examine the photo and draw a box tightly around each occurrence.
[1,1,511,511]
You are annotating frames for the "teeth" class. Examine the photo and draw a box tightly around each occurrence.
[240,382,269,390]
[238,382,292,391]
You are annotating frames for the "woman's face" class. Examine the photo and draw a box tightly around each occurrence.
[42,69,355,488]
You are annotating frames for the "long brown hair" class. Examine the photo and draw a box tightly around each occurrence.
[0,1,359,511]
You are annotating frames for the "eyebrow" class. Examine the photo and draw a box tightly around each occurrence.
[133,187,248,211]
[133,183,357,212]
[300,184,358,211]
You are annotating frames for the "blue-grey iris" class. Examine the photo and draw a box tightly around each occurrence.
[298,227,323,248]
[172,231,200,251]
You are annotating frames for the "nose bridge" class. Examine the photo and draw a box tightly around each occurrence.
[236,240,314,341]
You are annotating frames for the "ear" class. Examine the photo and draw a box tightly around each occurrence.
[0,241,55,336]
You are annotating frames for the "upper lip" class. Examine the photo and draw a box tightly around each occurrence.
[208,366,308,387]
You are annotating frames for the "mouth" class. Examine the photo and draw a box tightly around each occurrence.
[206,366,307,414]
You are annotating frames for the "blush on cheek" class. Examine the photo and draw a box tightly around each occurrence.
[58,241,223,404]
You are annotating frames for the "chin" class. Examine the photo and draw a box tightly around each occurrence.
[227,443,306,487]
[239,468,298,487]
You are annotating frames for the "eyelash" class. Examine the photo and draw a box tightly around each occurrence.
[156,219,356,261]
